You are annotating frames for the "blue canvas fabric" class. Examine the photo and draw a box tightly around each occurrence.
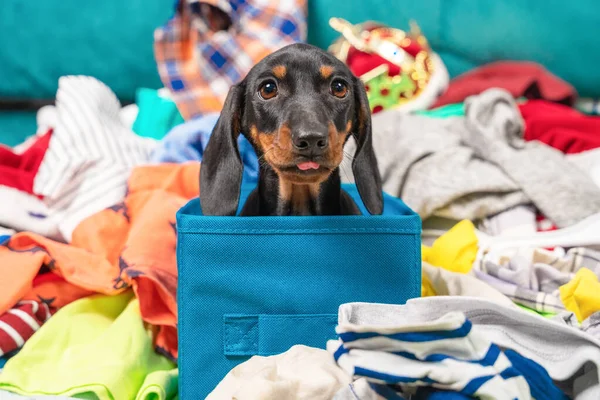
[176,183,422,398]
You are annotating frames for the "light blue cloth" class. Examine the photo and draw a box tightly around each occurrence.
[151,114,259,185]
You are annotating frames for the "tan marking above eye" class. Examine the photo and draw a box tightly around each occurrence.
[272,65,287,79]
[320,65,334,79]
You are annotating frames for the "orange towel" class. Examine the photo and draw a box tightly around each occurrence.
[0,162,200,360]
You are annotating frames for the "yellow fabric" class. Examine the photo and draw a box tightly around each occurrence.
[559,267,600,322]
[421,271,435,297]
[421,220,478,274]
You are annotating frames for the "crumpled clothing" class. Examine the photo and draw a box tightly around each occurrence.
[478,205,538,237]
[421,220,478,274]
[475,255,570,315]
[553,311,600,342]
[422,262,515,308]
[31,76,157,242]
[0,163,200,361]
[464,89,600,228]
[154,0,307,120]
[0,292,175,400]
[474,247,600,316]
[560,268,600,322]
[342,88,600,227]
[0,129,52,195]
[0,300,52,358]
[520,100,600,154]
[432,61,576,108]
[207,345,350,400]
[151,113,259,185]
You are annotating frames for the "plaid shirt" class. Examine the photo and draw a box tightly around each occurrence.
[154,0,307,120]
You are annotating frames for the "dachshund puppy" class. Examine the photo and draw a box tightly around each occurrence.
[200,43,383,216]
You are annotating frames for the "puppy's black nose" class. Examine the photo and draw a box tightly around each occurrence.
[292,132,329,155]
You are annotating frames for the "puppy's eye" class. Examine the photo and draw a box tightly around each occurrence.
[259,81,278,100]
[330,80,348,98]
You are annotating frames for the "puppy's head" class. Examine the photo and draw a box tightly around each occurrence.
[200,43,383,215]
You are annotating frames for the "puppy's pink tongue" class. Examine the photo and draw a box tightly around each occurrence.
[297,161,320,171]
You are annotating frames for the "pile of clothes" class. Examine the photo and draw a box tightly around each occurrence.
[2,0,600,399]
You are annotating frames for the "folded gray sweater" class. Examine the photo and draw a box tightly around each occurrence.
[342,89,600,227]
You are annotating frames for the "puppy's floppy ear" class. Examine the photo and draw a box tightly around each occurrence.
[200,82,246,216]
[351,77,384,215]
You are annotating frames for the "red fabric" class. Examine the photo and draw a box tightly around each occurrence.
[519,100,600,154]
[344,24,428,78]
[347,50,401,77]
[432,62,576,108]
[0,301,52,356]
[0,130,52,196]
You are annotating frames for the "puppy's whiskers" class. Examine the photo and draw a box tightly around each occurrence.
[257,147,274,167]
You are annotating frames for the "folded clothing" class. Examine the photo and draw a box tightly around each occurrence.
[32,76,157,241]
[335,297,600,399]
[154,0,307,119]
[329,309,566,400]
[0,292,175,399]
[520,100,600,154]
[433,61,576,108]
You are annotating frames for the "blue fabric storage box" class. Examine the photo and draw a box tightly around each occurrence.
[176,183,421,398]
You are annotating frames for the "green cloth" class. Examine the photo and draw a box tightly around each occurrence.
[136,369,179,400]
[0,292,176,400]
[415,103,465,118]
[517,304,557,319]
[132,88,185,140]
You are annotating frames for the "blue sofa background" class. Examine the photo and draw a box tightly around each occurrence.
[1,0,598,145]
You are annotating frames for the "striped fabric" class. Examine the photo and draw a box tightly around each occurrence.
[475,247,600,315]
[0,301,51,357]
[328,311,566,399]
[154,0,307,120]
[32,76,157,241]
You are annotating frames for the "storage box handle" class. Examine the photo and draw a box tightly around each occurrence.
[223,314,338,357]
